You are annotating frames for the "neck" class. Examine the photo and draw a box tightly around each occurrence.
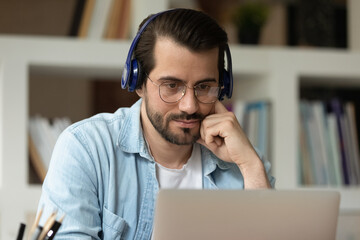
[140,102,193,169]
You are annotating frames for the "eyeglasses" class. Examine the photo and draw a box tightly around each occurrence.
[146,75,221,104]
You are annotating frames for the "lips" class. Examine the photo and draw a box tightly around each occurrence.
[173,119,200,128]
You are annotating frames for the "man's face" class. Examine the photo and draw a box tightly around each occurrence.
[139,37,219,145]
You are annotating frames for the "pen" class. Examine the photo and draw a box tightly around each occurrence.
[16,223,26,240]
[38,212,57,240]
[44,214,65,240]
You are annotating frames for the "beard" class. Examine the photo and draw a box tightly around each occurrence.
[144,97,205,145]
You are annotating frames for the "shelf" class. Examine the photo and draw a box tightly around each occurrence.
[0,36,129,73]
[296,186,360,212]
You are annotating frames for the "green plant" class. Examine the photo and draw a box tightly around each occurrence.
[232,2,269,44]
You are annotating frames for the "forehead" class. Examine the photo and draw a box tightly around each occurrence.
[150,37,219,83]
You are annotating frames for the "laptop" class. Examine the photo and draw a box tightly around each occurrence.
[152,189,340,240]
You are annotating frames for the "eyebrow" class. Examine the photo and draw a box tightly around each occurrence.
[158,76,217,85]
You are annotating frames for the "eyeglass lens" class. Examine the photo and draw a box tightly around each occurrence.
[159,81,219,103]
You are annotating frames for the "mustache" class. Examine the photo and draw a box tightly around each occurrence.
[168,112,205,121]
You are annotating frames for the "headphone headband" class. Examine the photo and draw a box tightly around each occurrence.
[121,10,176,92]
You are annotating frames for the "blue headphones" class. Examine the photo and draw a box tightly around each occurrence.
[121,9,233,101]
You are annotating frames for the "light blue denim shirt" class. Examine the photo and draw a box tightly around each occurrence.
[38,99,275,240]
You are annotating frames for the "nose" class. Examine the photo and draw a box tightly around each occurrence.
[178,87,199,114]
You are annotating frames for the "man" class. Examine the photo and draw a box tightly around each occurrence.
[37,8,275,239]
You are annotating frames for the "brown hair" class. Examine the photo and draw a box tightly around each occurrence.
[134,8,228,89]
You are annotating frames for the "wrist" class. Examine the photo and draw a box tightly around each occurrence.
[235,153,271,189]
[236,154,264,174]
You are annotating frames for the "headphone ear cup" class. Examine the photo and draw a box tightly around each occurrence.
[128,59,139,92]
[219,69,230,101]
[121,62,131,90]
[224,69,230,96]
[223,44,233,99]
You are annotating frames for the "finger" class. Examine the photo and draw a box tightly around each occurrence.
[202,124,224,146]
[213,136,223,146]
[199,122,221,146]
[196,136,221,150]
[196,137,205,146]
[214,100,229,114]
[203,114,234,128]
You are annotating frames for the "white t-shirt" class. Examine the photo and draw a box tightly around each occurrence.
[155,143,203,189]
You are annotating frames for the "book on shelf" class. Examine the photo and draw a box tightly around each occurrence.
[28,134,47,182]
[299,101,325,185]
[87,0,113,39]
[232,100,271,161]
[326,113,344,186]
[311,101,331,185]
[104,0,131,39]
[298,102,314,185]
[69,0,132,39]
[116,0,131,39]
[28,116,71,182]
[330,98,351,185]
[344,102,360,184]
[299,99,360,186]
[104,0,124,39]
[78,0,96,38]
[69,0,87,37]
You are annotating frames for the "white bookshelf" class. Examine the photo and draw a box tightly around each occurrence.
[1,0,360,238]
[0,37,129,239]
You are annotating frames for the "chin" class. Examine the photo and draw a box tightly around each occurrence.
[164,127,200,146]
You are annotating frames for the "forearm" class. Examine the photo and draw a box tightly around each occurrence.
[236,150,272,189]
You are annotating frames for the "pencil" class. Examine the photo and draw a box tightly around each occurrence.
[37,211,57,240]
[28,206,43,240]
[29,226,42,240]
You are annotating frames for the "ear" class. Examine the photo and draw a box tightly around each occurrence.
[135,88,144,98]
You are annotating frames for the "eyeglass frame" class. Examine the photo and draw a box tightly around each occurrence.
[145,74,222,104]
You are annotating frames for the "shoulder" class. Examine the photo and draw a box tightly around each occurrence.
[69,108,128,134]
[63,99,142,144]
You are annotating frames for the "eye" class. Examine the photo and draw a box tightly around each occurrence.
[163,81,181,89]
[196,83,211,91]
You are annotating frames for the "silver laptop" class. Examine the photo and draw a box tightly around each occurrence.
[152,189,340,240]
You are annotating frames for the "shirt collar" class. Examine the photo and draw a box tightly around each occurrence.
[200,145,234,175]
[117,99,150,156]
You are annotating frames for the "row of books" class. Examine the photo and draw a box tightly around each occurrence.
[29,116,72,182]
[229,100,271,161]
[71,0,131,39]
[299,99,360,186]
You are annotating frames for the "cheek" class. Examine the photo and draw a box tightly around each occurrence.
[200,104,215,117]
[148,96,174,117]
[145,87,166,108]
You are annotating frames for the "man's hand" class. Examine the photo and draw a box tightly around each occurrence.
[197,101,254,165]
[197,101,271,188]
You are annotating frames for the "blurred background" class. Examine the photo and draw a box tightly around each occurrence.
[0,0,359,239]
